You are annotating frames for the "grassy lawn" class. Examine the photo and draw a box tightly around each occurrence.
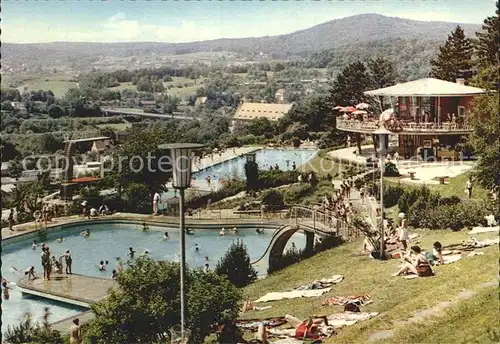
[385,286,499,344]
[386,171,488,200]
[108,82,135,91]
[242,229,498,343]
[302,155,344,178]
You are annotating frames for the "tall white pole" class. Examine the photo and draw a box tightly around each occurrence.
[379,156,385,258]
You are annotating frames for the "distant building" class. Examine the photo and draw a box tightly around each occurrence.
[195,96,207,106]
[139,100,157,109]
[11,102,27,115]
[91,140,111,154]
[275,89,285,103]
[231,101,294,132]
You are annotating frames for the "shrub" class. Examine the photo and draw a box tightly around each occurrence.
[258,170,299,189]
[383,162,400,176]
[84,258,241,344]
[414,201,488,230]
[284,183,314,205]
[383,184,405,208]
[268,243,304,274]
[215,239,258,288]
[4,311,64,344]
[261,190,284,206]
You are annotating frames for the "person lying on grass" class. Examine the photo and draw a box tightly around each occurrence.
[425,241,445,266]
[392,245,433,277]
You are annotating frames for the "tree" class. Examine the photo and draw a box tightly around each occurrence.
[8,157,24,178]
[1,141,20,162]
[83,258,241,344]
[47,104,66,118]
[430,26,474,82]
[368,58,398,108]
[39,133,63,153]
[244,160,259,193]
[272,62,285,72]
[246,117,273,136]
[4,311,64,344]
[475,2,500,69]
[469,93,500,192]
[215,239,257,288]
[328,61,371,106]
[164,96,179,114]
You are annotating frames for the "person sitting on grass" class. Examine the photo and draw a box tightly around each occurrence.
[425,241,445,266]
[393,245,433,277]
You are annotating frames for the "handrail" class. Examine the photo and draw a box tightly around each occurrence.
[336,118,472,132]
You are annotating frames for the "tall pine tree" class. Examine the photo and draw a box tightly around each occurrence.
[475,1,500,69]
[430,26,474,82]
[329,61,371,106]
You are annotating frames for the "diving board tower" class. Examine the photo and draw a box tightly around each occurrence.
[60,135,110,201]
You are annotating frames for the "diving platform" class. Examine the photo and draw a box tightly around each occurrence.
[17,274,116,308]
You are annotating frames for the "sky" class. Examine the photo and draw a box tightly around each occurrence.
[2,0,497,43]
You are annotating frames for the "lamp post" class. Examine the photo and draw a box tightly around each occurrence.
[158,143,205,340]
[373,127,391,259]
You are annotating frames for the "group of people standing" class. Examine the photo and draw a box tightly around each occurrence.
[320,179,355,233]
[38,244,73,280]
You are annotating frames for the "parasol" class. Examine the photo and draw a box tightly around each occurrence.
[352,110,367,115]
[340,106,356,113]
[355,102,370,110]
[379,108,394,122]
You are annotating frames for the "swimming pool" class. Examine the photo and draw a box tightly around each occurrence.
[1,222,305,330]
[161,148,317,199]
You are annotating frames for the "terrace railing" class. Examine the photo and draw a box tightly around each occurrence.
[336,118,473,133]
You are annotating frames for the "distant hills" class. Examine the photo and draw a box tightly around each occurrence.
[2,13,481,73]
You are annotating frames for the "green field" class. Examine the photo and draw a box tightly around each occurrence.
[242,229,499,343]
[96,123,132,131]
[3,74,78,98]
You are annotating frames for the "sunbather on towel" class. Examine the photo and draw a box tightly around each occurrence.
[393,246,433,277]
[425,241,445,266]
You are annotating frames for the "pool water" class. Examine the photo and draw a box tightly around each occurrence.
[1,223,305,330]
[161,148,317,199]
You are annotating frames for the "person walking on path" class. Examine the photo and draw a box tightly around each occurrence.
[466,177,473,199]
[8,209,15,231]
[70,318,83,344]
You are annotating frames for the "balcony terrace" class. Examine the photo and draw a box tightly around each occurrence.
[336,118,473,136]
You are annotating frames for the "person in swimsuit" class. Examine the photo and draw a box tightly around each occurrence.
[128,247,135,259]
[393,246,433,277]
[164,232,170,240]
[425,241,445,266]
[194,244,199,252]
[25,266,36,280]
[70,318,82,344]
[80,229,90,238]
[2,281,11,300]
[116,258,124,273]
[111,270,118,279]
[98,261,106,271]
[219,228,226,236]
[56,237,64,243]
[142,223,149,232]
[45,248,52,280]
[65,250,73,274]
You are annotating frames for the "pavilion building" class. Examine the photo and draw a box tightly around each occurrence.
[336,78,487,160]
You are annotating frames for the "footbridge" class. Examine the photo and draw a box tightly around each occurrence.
[252,205,360,272]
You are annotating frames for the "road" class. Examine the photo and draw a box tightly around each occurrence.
[101,107,200,121]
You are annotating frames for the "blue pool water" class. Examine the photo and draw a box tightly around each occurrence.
[1,223,305,330]
[161,148,317,199]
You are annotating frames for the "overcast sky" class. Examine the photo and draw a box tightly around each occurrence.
[2,0,496,43]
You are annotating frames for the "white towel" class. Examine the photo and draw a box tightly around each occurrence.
[255,287,332,303]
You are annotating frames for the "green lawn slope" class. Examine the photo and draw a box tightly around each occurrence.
[242,229,499,343]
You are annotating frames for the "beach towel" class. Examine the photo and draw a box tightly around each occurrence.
[321,295,372,307]
[295,275,344,291]
[326,312,379,327]
[442,255,462,264]
[255,288,332,303]
[470,226,499,234]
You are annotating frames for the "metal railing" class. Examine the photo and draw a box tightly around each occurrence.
[336,118,472,133]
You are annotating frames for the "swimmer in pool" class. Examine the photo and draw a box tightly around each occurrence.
[56,237,64,243]
[194,244,199,252]
[142,222,149,232]
[111,270,118,279]
[140,249,149,257]
[80,229,90,238]
[231,226,238,234]
[128,247,136,259]
[256,228,264,234]
[185,228,194,235]
[32,240,37,250]
[98,261,106,271]
[205,256,209,262]
[219,228,226,236]
[164,232,170,240]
